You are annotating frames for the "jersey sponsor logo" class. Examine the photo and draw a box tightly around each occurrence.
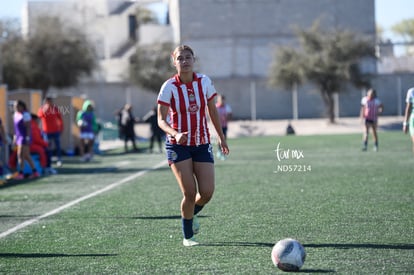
[189,93,196,102]
[188,103,199,113]
[186,87,199,114]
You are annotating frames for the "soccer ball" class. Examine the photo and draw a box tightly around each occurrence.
[271,238,306,271]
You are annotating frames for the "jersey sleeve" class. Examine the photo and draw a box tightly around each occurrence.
[157,81,172,106]
[360,96,367,106]
[406,88,414,103]
[203,75,217,101]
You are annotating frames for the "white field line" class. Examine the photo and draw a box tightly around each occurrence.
[0,160,168,239]
[115,161,131,167]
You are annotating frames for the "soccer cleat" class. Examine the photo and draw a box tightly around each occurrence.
[80,155,89,162]
[183,236,199,247]
[193,216,200,234]
[30,172,40,179]
[15,173,25,180]
[56,160,62,167]
[373,146,378,152]
[45,168,58,175]
[6,172,19,180]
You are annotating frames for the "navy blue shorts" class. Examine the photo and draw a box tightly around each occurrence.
[165,143,214,166]
[365,119,377,125]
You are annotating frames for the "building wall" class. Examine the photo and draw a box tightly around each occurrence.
[162,0,381,120]
[173,0,376,78]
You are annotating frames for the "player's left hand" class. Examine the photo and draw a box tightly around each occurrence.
[219,140,230,155]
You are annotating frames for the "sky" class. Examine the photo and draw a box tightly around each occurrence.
[0,0,413,40]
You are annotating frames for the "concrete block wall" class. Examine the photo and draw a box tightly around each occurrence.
[175,0,376,79]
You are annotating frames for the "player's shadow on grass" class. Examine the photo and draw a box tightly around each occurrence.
[203,242,335,273]
[133,215,182,220]
[379,122,402,131]
[202,242,414,273]
[0,253,117,258]
[56,166,147,175]
[132,215,209,220]
[0,214,38,219]
[305,243,414,250]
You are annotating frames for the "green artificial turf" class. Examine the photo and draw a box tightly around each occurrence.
[0,132,413,274]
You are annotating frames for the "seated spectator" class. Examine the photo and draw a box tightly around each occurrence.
[30,114,57,174]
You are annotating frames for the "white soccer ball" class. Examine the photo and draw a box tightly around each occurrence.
[271,238,306,271]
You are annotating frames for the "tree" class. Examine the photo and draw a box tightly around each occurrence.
[269,22,375,123]
[376,24,385,42]
[129,42,176,92]
[0,19,30,88]
[27,16,96,98]
[391,18,414,56]
[1,16,96,98]
[134,6,157,25]
[391,18,414,42]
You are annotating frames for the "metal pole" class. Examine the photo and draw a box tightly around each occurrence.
[250,81,256,121]
[397,76,402,117]
[126,85,131,104]
[334,92,339,119]
[292,83,298,120]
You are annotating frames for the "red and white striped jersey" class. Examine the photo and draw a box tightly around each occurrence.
[157,73,217,146]
[361,96,382,121]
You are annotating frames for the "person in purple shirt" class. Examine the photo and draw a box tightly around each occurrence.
[13,100,40,179]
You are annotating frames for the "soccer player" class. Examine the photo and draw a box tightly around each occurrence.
[403,87,414,154]
[157,45,229,246]
[360,88,383,151]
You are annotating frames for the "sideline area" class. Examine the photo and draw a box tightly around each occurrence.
[100,116,403,151]
[224,116,403,137]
